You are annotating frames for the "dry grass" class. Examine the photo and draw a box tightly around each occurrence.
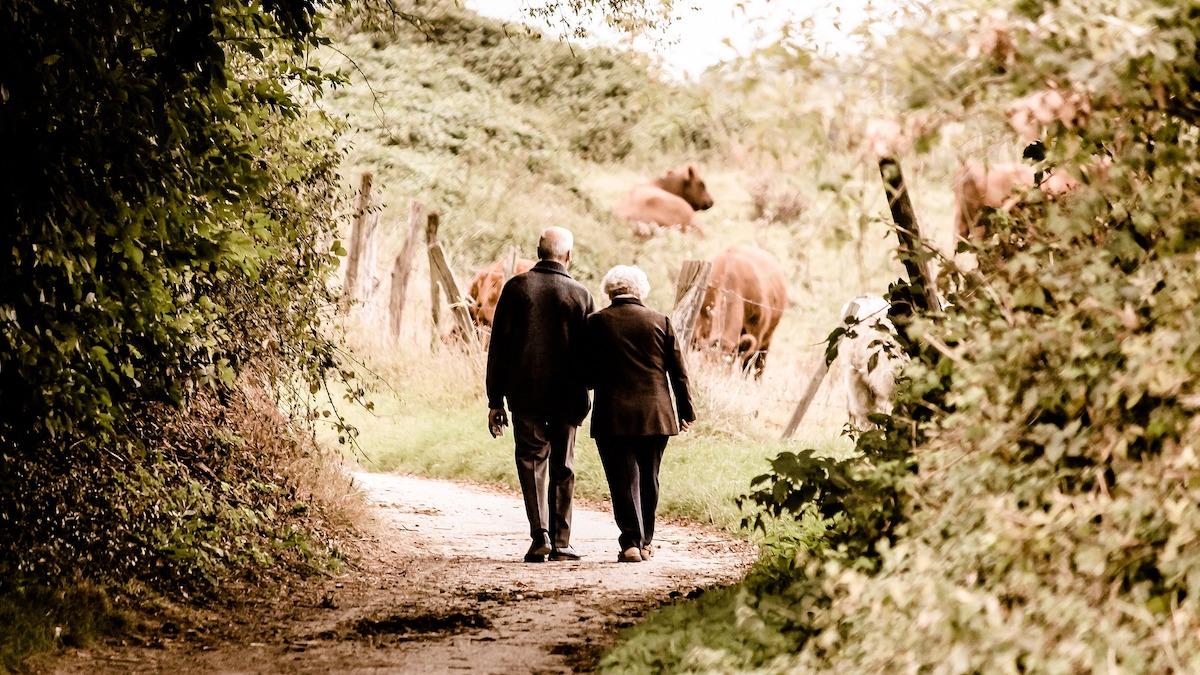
[330,153,960,460]
[747,175,808,225]
[229,383,366,528]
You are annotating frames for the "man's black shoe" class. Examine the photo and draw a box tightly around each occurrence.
[549,546,582,561]
[524,532,552,563]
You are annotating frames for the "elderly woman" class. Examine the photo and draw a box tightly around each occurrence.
[584,265,695,563]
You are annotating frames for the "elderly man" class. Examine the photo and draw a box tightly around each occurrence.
[486,227,595,563]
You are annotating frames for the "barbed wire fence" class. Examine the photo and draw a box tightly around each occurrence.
[333,170,898,440]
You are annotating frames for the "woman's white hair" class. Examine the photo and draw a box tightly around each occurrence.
[601,265,651,299]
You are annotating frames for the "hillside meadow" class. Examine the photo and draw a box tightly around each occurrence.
[314,5,973,533]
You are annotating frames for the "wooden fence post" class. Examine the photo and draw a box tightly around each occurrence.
[342,171,379,310]
[878,157,940,313]
[781,361,830,440]
[671,260,712,350]
[780,297,869,439]
[388,200,424,339]
[425,212,477,350]
[782,161,936,440]
[503,245,518,282]
[426,212,442,345]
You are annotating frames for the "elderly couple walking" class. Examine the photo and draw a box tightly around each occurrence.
[486,226,695,564]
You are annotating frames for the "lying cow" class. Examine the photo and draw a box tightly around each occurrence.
[694,244,787,377]
[614,164,714,237]
[466,256,535,333]
[953,160,1078,241]
[838,295,903,429]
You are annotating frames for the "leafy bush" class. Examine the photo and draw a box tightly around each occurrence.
[606,0,1200,671]
[1,0,357,662]
[334,4,727,166]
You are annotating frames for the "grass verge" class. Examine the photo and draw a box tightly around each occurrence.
[325,346,850,533]
[597,542,817,673]
[0,581,123,672]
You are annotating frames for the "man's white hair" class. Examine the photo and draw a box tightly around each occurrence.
[538,226,573,260]
[601,265,651,299]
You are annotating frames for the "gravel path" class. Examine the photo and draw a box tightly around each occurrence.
[53,471,754,674]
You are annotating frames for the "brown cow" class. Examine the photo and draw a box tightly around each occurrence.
[953,161,1078,241]
[693,244,788,378]
[466,256,535,330]
[614,164,714,237]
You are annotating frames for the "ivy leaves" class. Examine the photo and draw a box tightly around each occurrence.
[1,0,350,593]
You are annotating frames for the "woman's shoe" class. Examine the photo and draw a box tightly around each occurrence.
[617,547,643,563]
[640,544,653,559]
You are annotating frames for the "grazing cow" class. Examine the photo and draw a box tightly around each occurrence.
[953,161,1078,241]
[693,244,787,377]
[467,257,535,330]
[838,295,903,429]
[614,164,714,237]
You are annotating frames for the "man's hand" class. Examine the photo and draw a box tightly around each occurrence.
[680,419,693,433]
[488,408,509,438]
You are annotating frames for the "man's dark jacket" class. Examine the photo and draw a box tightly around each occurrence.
[486,259,595,425]
[584,297,695,438]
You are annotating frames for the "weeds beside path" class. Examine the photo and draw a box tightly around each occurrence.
[52,472,754,674]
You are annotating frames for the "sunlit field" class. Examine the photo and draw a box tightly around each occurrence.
[323,158,918,533]
[311,8,978,535]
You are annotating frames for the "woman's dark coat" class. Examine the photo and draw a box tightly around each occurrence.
[584,297,695,438]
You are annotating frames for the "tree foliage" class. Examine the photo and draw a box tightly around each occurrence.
[0,0,351,606]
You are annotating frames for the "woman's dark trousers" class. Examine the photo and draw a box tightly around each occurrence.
[596,435,668,550]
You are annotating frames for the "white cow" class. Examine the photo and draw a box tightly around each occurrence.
[838,295,903,429]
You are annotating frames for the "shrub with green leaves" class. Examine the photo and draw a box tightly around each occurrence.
[0,0,351,627]
[605,1,1200,671]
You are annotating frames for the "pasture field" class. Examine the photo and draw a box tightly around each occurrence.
[323,346,854,533]
[317,3,970,534]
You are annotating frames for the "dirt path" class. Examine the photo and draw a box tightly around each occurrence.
[55,472,754,674]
